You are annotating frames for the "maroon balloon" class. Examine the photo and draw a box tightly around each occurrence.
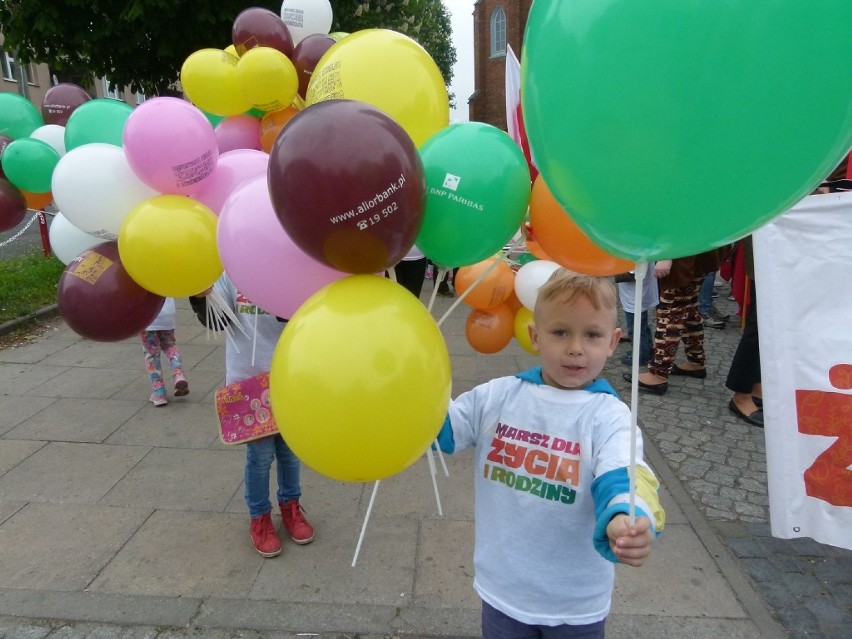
[57,241,165,342]
[42,83,92,126]
[292,34,336,98]
[268,100,426,274]
[232,7,294,58]
[0,178,28,232]
[0,134,12,180]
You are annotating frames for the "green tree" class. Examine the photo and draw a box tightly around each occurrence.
[0,0,455,96]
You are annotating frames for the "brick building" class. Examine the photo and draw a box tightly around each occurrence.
[468,0,532,129]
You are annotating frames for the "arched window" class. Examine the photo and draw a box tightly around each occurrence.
[490,6,506,57]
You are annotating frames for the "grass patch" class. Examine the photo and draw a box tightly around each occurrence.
[0,252,65,323]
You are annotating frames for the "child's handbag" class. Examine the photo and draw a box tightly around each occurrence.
[215,372,278,444]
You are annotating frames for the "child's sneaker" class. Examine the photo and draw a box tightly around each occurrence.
[249,512,282,557]
[173,371,189,397]
[280,500,315,544]
[149,391,168,407]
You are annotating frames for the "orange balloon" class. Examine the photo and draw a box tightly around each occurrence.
[260,106,299,153]
[465,304,514,354]
[523,221,552,260]
[504,288,524,316]
[23,190,53,209]
[529,176,634,276]
[455,257,515,309]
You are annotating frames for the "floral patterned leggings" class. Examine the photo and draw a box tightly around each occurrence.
[140,330,184,393]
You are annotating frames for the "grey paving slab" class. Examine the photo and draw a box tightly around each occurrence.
[0,499,25,524]
[0,442,149,503]
[99,448,244,512]
[0,339,74,365]
[6,398,142,443]
[415,518,478,609]
[0,363,69,395]
[0,502,151,590]
[104,402,221,450]
[0,396,56,435]
[0,439,44,475]
[88,510,261,598]
[23,367,140,400]
[250,516,419,606]
[108,367,223,406]
[36,340,140,370]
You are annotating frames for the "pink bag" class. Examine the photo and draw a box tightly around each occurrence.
[215,372,278,444]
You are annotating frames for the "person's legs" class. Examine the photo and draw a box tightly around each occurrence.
[726,281,761,418]
[680,277,706,368]
[140,330,167,406]
[638,309,652,365]
[698,271,714,316]
[541,619,606,639]
[646,286,687,379]
[275,435,314,544]
[157,329,188,396]
[245,437,281,557]
[481,601,540,639]
[393,257,428,298]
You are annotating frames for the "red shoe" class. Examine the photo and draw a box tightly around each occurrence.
[280,500,314,544]
[249,512,282,557]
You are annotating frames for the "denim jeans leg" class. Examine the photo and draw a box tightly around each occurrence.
[623,310,635,338]
[245,437,276,518]
[274,435,302,503]
[698,271,715,315]
[639,310,653,364]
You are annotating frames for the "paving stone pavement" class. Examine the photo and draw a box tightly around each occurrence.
[0,282,849,639]
[608,290,851,639]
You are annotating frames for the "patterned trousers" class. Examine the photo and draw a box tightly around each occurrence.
[140,329,183,392]
[648,276,706,379]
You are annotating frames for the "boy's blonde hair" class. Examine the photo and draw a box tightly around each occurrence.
[535,268,618,319]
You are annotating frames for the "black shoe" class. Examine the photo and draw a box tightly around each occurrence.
[752,396,763,409]
[623,373,668,395]
[620,354,649,366]
[671,363,707,379]
[729,399,764,427]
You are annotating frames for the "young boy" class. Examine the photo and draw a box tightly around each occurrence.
[437,268,665,637]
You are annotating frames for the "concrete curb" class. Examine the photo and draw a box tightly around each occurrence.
[0,304,59,336]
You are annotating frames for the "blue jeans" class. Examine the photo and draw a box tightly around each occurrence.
[698,271,715,315]
[482,601,606,639]
[245,434,301,519]
[624,310,652,365]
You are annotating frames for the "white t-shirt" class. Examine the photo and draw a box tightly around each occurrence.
[617,262,659,313]
[146,297,176,331]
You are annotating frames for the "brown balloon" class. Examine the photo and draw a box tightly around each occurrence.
[0,178,27,232]
[42,83,92,126]
[232,7,294,58]
[268,100,426,274]
[57,241,165,342]
[292,34,336,98]
[0,133,12,180]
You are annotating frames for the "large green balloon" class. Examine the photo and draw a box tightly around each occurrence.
[0,137,60,193]
[0,93,44,140]
[522,0,852,261]
[64,98,133,150]
[416,123,531,267]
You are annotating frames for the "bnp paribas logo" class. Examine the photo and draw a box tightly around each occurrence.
[442,173,461,191]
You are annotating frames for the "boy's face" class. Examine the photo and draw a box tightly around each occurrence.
[529,294,621,390]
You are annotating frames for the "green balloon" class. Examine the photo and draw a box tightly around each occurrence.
[416,122,531,267]
[64,98,133,150]
[0,93,44,140]
[522,0,852,261]
[516,252,537,266]
[201,109,226,128]
[0,137,60,193]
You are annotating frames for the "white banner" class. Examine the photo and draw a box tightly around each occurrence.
[753,191,852,550]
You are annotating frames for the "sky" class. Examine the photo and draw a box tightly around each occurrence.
[444,0,475,122]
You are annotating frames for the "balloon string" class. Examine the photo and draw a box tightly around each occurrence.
[436,234,525,328]
[434,438,449,476]
[387,266,397,283]
[352,480,380,567]
[425,446,443,516]
[628,261,647,526]
[251,304,259,368]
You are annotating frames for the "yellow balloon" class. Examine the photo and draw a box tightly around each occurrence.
[224,44,238,57]
[307,29,449,147]
[270,275,451,482]
[180,49,253,116]
[514,306,538,354]
[237,46,299,113]
[118,195,223,297]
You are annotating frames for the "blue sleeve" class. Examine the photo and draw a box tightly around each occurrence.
[591,467,660,563]
[436,415,455,454]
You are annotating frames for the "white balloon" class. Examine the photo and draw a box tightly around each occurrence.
[280,0,333,44]
[514,260,561,310]
[30,124,67,157]
[51,143,159,238]
[48,212,106,264]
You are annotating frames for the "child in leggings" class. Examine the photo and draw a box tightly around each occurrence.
[140,297,188,406]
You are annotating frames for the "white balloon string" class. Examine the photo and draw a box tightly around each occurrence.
[425,446,443,516]
[387,266,397,283]
[628,262,647,526]
[434,438,449,476]
[352,480,380,567]
[251,303,259,368]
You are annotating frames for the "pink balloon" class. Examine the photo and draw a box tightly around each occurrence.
[122,97,219,196]
[217,173,348,317]
[192,149,268,215]
[215,115,262,153]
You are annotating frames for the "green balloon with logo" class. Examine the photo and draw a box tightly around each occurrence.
[416,122,531,268]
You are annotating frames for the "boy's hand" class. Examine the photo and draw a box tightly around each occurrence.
[607,514,653,567]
